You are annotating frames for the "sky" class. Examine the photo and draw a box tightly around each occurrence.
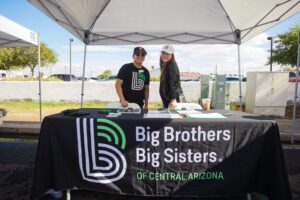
[1,0,300,77]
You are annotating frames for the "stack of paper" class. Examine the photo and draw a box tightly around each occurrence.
[176,110,202,115]
[185,113,227,119]
[106,113,121,118]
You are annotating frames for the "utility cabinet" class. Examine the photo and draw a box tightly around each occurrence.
[212,75,226,109]
[200,75,210,99]
[245,72,289,116]
[224,83,231,110]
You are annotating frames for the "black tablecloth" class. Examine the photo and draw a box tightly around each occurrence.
[31,109,291,200]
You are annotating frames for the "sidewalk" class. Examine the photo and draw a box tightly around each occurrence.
[0,120,40,139]
[272,117,300,142]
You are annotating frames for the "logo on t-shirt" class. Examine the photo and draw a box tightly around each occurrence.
[131,72,145,90]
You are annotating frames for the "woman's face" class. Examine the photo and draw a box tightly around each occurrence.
[160,51,172,63]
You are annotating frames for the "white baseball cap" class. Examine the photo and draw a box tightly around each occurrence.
[161,45,175,54]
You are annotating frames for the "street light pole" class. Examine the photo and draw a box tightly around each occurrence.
[267,37,273,71]
[69,38,73,81]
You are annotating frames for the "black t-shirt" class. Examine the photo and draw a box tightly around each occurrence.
[117,63,150,107]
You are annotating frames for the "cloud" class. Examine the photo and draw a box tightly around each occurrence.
[62,45,132,53]
[48,32,276,77]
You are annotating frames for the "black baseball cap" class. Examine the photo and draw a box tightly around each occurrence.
[133,47,147,56]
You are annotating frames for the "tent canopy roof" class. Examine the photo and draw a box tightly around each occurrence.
[0,15,38,47]
[28,0,300,45]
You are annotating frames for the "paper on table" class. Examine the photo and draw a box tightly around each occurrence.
[144,114,182,118]
[144,112,182,119]
[176,110,202,115]
[186,112,227,119]
[106,113,121,118]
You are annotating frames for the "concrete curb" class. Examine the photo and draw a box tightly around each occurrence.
[280,132,300,143]
[0,122,40,139]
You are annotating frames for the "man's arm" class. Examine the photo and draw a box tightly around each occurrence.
[115,79,128,107]
[144,85,149,109]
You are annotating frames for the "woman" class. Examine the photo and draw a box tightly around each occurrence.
[159,45,185,109]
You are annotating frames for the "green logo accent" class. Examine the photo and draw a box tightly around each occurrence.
[96,118,126,150]
[137,73,145,81]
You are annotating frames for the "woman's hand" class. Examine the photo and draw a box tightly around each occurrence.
[168,99,177,109]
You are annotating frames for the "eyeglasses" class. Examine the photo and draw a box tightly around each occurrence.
[134,52,146,57]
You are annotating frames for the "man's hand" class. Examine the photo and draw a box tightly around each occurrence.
[120,99,128,107]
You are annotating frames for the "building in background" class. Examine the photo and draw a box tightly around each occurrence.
[150,67,201,82]
[180,72,201,81]
[0,69,31,78]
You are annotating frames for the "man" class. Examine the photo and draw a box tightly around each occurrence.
[115,47,150,109]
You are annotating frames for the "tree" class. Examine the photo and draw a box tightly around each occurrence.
[0,42,57,76]
[267,23,300,69]
[0,48,21,70]
[97,69,112,79]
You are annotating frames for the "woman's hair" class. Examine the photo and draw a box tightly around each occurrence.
[160,54,176,81]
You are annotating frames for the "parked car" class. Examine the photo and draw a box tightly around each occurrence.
[77,77,89,81]
[0,108,7,117]
[105,75,117,81]
[225,76,239,82]
[89,77,102,81]
[289,71,300,82]
[48,74,77,81]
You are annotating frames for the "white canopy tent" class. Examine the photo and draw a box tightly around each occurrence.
[0,15,42,122]
[0,15,38,46]
[28,0,300,141]
[27,0,300,45]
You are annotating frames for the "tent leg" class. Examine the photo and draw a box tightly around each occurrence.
[66,189,71,200]
[246,193,252,200]
[37,34,42,123]
[291,31,300,144]
[80,44,87,108]
[237,44,243,111]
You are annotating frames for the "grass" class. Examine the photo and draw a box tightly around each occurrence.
[1,100,245,122]
[1,100,244,115]
[0,100,106,114]
[0,100,162,121]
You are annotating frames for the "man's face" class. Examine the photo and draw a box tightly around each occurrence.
[133,51,146,65]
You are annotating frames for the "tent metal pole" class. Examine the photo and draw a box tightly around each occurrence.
[291,31,300,143]
[38,34,42,123]
[246,193,252,200]
[66,189,71,200]
[80,44,87,108]
[237,44,243,111]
